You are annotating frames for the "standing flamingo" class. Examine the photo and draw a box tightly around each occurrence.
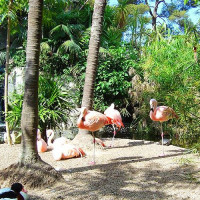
[104,103,124,146]
[77,107,111,164]
[37,129,47,153]
[149,99,178,156]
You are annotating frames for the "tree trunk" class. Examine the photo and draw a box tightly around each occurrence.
[72,0,106,147]
[0,0,67,188]
[20,0,43,164]
[152,15,157,32]
[4,0,13,145]
[81,0,106,109]
[145,0,165,32]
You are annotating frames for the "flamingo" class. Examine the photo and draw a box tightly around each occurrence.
[0,182,28,200]
[46,129,84,160]
[149,99,178,156]
[77,107,111,164]
[37,129,47,153]
[52,143,85,161]
[46,129,70,149]
[104,103,124,146]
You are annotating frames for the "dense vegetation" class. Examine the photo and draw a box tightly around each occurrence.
[0,0,200,152]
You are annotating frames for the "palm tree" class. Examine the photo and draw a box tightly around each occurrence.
[72,0,106,147]
[81,0,106,109]
[20,0,44,164]
[115,0,130,29]
[0,0,65,187]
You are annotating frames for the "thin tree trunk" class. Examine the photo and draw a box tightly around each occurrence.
[4,0,13,145]
[21,0,43,164]
[145,0,165,32]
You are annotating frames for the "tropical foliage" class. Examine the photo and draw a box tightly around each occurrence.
[1,0,200,151]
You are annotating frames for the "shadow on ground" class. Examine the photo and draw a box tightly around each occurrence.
[34,152,199,200]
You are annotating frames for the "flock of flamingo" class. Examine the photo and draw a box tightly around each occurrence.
[37,99,178,164]
[0,100,179,200]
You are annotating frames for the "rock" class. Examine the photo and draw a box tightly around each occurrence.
[159,138,172,146]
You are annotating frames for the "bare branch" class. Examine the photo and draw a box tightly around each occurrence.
[145,0,153,17]
[79,0,90,11]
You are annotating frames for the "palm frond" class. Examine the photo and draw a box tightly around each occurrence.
[50,24,74,41]
[57,40,81,55]
[40,42,51,54]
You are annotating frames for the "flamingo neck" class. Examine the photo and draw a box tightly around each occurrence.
[47,131,55,146]
[150,108,157,121]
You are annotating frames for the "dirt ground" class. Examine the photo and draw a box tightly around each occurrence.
[0,138,200,200]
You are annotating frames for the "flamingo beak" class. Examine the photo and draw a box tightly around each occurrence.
[150,102,155,111]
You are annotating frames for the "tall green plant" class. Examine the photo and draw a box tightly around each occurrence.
[7,75,77,134]
[38,76,76,131]
[135,30,200,146]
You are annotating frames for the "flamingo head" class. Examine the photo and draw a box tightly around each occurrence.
[110,103,115,109]
[37,129,42,140]
[46,129,54,140]
[79,107,89,122]
[150,99,157,111]
[80,107,88,116]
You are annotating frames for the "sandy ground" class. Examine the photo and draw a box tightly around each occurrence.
[0,138,200,200]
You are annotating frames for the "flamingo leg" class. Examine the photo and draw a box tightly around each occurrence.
[110,124,116,147]
[90,132,96,165]
[160,122,165,157]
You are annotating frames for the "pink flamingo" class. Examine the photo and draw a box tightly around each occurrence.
[77,107,111,164]
[104,103,124,146]
[52,143,85,161]
[37,129,47,153]
[149,99,178,156]
[46,129,84,160]
[46,129,70,149]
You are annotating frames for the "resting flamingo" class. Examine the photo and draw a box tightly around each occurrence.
[77,107,111,164]
[104,103,124,146]
[37,129,47,153]
[52,143,85,161]
[46,129,70,149]
[149,99,178,156]
[46,129,84,160]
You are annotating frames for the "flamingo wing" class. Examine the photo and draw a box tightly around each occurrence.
[78,109,109,132]
[84,113,100,126]
[154,106,178,121]
[52,144,85,160]
[104,104,124,129]
[37,139,47,153]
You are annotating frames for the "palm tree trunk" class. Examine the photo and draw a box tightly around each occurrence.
[81,0,106,109]
[73,0,106,146]
[4,0,13,145]
[21,0,43,164]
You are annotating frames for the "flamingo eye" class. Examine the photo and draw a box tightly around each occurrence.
[82,117,85,121]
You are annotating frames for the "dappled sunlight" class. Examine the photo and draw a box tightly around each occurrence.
[0,138,199,199]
